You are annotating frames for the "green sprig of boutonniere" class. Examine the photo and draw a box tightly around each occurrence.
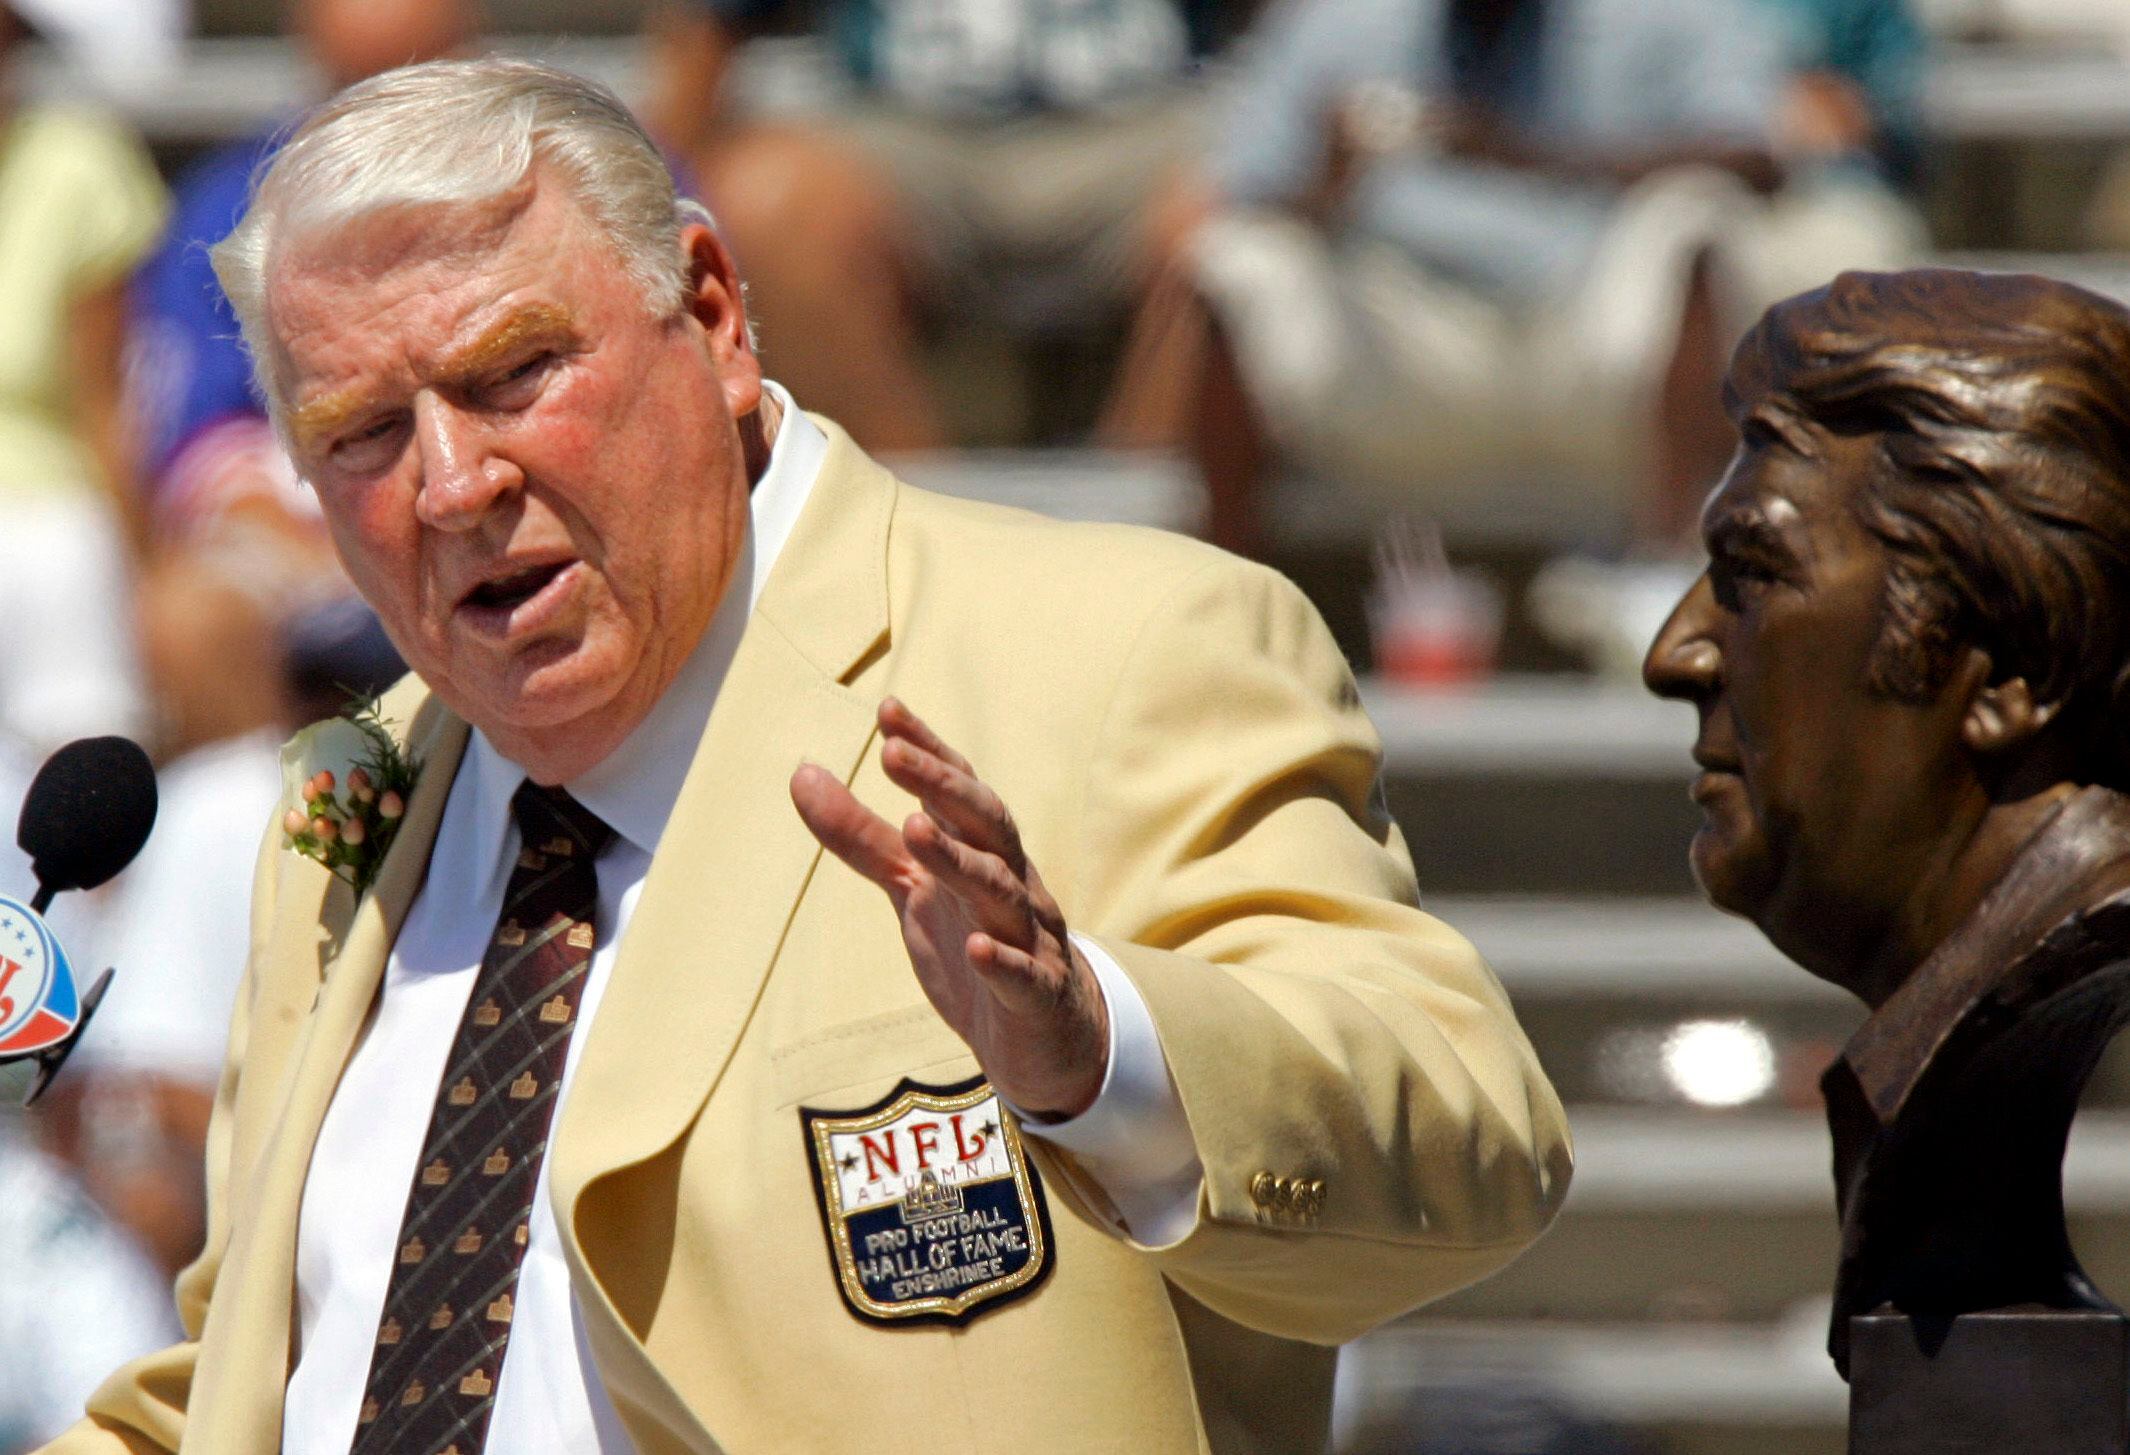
[280,696,422,894]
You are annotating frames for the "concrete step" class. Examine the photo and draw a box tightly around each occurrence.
[1430,1110,2130,1322]
[1435,895,1827,1001]
[1363,677,1704,896]
[1435,895,2130,1112]
[1345,1307,1846,1446]
[1363,679,1693,776]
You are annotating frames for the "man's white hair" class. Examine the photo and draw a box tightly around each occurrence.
[212,56,714,417]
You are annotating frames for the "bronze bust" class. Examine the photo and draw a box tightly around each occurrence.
[1643,268,2130,1378]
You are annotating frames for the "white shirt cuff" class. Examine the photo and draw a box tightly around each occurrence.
[1007,933,1204,1247]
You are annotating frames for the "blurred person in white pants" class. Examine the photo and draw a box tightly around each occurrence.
[1116,0,1919,560]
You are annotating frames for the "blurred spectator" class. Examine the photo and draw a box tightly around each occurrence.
[0,1131,182,1453]
[129,0,469,760]
[1753,0,1926,188]
[649,0,1245,450]
[0,2,164,755]
[1163,0,1919,557]
[1727,0,1928,313]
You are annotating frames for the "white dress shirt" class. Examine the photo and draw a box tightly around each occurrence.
[282,386,1199,1453]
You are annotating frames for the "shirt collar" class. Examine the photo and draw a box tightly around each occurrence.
[458,380,826,867]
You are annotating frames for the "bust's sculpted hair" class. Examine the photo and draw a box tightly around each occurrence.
[211,56,714,417]
[1737,268,2130,784]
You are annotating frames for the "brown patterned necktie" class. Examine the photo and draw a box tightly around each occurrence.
[349,781,615,1455]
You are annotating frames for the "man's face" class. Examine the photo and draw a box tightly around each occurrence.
[268,170,760,781]
[1642,355,1976,987]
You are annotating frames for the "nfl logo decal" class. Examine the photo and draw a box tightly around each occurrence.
[802,1076,1054,1327]
[0,894,82,1059]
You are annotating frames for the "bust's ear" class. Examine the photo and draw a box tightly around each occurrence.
[1960,651,2061,754]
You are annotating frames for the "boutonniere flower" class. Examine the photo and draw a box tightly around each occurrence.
[280,697,421,894]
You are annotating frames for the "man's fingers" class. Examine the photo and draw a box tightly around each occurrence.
[879,697,974,776]
[790,763,912,896]
[965,932,1070,1018]
[880,737,1024,867]
[903,812,1037,948]
[878,698,1031,871]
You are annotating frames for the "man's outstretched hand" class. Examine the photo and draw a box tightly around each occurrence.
[790,698,1109,1119]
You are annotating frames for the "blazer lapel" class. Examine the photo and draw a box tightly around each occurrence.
[183,692,467,1454]
[549,421,893,1447]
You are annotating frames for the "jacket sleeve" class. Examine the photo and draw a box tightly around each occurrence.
[1040,554,1572,1345]
[36,818,285,1454]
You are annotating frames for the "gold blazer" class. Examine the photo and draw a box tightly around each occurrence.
[49,422,1570,1455]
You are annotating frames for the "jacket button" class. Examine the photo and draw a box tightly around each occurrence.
[1286,1175,1320,1227]
[1249,1171,1277,1207]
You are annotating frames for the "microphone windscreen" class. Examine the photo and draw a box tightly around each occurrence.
[18,736,158,895]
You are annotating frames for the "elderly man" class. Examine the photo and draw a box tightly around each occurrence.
[47,59,1568,1455]
[1645,269,2130,1377]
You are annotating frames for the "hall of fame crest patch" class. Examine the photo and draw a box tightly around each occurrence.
[801,1076,1054,1327]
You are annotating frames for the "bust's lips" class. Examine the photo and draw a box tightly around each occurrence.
[1688,744,1743,804]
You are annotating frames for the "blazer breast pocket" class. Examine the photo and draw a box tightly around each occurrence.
[771,1002,979,1109]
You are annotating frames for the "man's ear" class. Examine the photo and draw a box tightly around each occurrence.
[1958,648,2061,754]
[679,220,762,418]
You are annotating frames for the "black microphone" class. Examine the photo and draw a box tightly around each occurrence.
[19,735,158,912]
[2,736,158,1102]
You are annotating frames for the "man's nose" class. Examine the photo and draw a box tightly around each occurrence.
[412,393,522,531]
[1642,573,1722,701]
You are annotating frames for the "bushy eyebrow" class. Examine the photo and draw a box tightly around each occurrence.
[286,382,370,456]
[285,303,578,454]
[1739,400,1818,457]
[1705,506,1796,565]
[434,302,576,387]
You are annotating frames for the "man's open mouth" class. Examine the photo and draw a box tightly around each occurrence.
[464,562,569,612]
